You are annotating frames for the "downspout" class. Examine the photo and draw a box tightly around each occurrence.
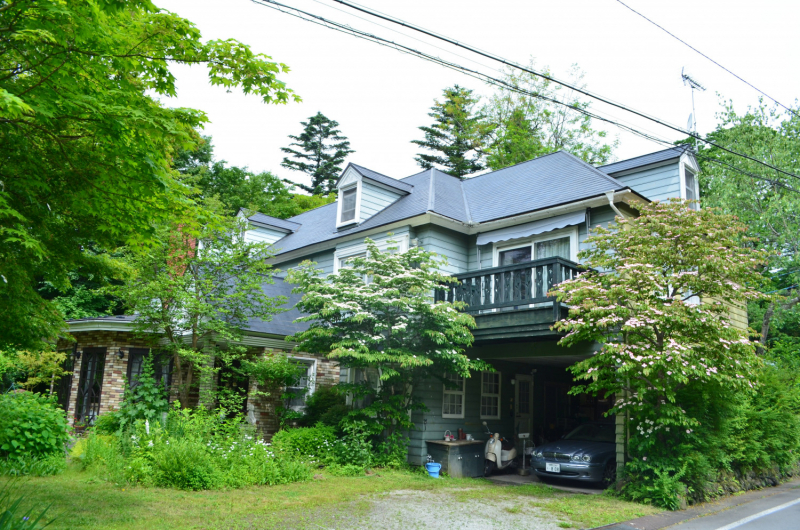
[605,190,625,219]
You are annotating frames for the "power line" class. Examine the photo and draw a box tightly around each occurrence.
[327,0,800,183]
[249,0,800,196]
[614,0,800,119]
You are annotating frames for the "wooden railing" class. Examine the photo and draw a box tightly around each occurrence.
[434,257,583,315]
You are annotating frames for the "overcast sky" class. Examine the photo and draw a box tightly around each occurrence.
[157,0,800,189]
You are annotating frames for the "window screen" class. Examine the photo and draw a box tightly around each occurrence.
[685,169,698,209]
[287,360,315,410]
[340,187,357,222]
[499,246,531,266]
[535,236,570,259]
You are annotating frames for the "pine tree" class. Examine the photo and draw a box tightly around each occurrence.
[412,85,491,179]
[280,112,354,194]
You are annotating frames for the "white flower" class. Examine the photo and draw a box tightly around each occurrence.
[145,419,150,435]
[148,440,154,447]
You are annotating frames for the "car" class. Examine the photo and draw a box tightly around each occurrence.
[531,423,617,485]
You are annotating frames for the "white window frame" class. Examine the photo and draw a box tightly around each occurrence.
[491,226,579,267]
[442,373,465,419]
[287,356,317,411]
[336,169,363,228]
[679,154,701,209]
[332,234,410,274]
[480,371,501,420]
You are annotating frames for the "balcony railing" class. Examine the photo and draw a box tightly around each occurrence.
[434,257,583,315]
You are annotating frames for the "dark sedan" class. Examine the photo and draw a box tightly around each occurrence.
[531,423,616,485]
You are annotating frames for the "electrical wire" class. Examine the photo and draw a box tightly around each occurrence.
[249,0,800,195]
[327,0,800,182]
[614,0,800,119]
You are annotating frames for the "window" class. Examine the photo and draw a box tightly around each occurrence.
[684,168,699,210]
[338,252,366,271]
[495,228,576,267]
[287,359,316,411]
[340,187,357,223]
[442,373,465,418]
[349,367,380,409]
[127,348,172,390]
[480,371,501,419]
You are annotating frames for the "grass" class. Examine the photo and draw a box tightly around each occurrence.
[14,465,660,529]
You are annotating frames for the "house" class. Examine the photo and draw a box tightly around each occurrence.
[58,145,721,468]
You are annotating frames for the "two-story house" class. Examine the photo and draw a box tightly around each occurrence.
[60,145,705,468]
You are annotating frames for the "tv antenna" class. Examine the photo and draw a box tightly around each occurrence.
[682,67,706,149]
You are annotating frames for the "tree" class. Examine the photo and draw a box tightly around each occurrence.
[281,112,354,195]
[118,214,286,408]
[484,61,616,170]
[0,1,298,351]
[412,85,492,178]
[551,200,767,459]
[692,101,800,353]
[286,238,490,439]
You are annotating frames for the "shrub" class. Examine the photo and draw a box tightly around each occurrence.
[272,424,337,463]
[152,439,221,490]
[300,386,347,428]
[0,392,68,462]
[619,459,688,511]
[92,411,122,435]
[332,421,372,468]
[0,453,66,477]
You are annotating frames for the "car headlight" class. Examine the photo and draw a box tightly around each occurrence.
[534,451,543,458]
[583,455,591,462]
[571,454,582,461]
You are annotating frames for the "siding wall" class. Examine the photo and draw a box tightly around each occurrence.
[274,251,335,279]
[416,225,470,275]
[611,162,681,203]
[245,226,288,246]
[360,181,402,222]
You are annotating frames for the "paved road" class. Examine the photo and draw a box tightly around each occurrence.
[672,490,800,530]
[603,479,800,530]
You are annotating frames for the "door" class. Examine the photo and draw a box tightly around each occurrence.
[74,347,107,425]
[515,374,533,437]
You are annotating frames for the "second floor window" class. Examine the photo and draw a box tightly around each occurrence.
[685,169,698,209]
[340,187,357,223]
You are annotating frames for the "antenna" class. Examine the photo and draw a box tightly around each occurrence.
[681,67,706,149]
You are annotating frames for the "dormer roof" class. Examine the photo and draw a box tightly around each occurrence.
[243,210,302,233]
[337,163,414,194]
[597,145,691,175]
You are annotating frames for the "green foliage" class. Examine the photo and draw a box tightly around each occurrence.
[299,385,347,428]
[272,425,337,463]
[118,216,285,407]
[91,413,122,436]
[281,112,354,194]
[484,61,616,169]
[0,0,297,351]
[0,393,68,462]
[412,85,491,178]
[0,453,66,478]
[117,356,169,430]
[552,200,767,456]
[619,460,688,511]
[287,237,488,443]
[0,479,54,530]
[80,406,312,490]
[0,349,69,394]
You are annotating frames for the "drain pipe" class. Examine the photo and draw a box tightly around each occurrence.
[605,190,625,219]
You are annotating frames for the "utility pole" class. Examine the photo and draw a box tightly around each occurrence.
[682,67,706,150]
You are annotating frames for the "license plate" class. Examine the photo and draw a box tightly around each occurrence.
[546,463,561,473]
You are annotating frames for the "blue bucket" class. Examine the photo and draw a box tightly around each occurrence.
[425,462,442,478]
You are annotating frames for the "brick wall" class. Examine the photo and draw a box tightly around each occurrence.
[59,331,155,427]
[60,331,339,440]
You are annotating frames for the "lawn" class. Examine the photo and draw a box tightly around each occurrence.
[16,466,660,530]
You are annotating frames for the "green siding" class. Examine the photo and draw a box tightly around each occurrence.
[416,225,469,275]
[613,162,681,203]
[360,181,402,222]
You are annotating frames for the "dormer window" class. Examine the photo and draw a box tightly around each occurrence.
[684,168,698,209]
[340,187,357,223]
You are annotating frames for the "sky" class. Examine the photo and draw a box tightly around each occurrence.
[157,0,800,189]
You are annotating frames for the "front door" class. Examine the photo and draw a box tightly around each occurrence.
[75,347,106,425]
[515,374,533,437]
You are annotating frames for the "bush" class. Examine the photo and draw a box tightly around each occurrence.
[92,411,122,435]
[0,453,66,477]
[619,459,688,511]
[300,386,347,428]
[0,392,68,463]
[272,424,337,463]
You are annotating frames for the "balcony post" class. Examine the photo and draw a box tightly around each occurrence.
[551,261,561,322]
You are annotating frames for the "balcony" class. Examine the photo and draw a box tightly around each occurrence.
[435,257,584,342]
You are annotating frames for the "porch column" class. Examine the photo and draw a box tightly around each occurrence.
[615,390,627,473]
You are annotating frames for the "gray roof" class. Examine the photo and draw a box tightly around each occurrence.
[348,163,414,194]
[66,278,309,338]
[243,277,310,337]
[268,150,654,257]
[598,145,690,175]
[246,211,301,233]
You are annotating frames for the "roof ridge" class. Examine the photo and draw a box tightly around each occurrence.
[459,179,473,224]
[556,150,628,190]
[427,168,435,212]
[597,145,688,169]
[464,150,567,181]
[349,162,394,181]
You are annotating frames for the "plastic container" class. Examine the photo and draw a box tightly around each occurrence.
[425,462,442,478]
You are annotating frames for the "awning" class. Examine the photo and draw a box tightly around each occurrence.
[476,210,586,246]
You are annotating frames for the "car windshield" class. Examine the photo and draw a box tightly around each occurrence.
[563,424,615,443]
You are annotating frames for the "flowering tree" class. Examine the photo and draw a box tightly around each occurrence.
[286,238,488,438]
[551,200,767,457]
